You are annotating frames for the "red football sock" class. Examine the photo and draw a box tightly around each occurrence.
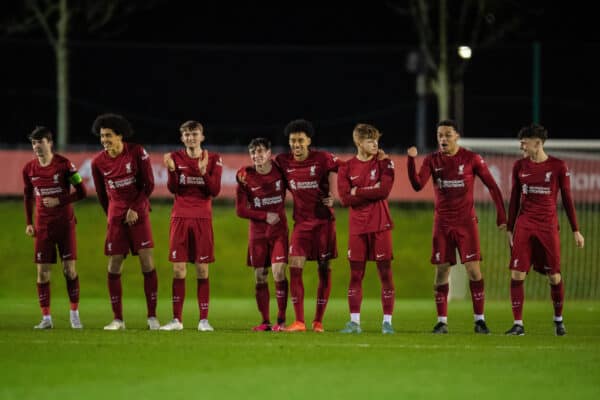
[377,260,395,315]
[434,283,449,318]
[289,268,304,323]
[550,280,565,318]
[143,269,158,318]
[37,281,51,316]
[348,261,365,314]
[107,272,123,320]
[510,279,525,321]
[197,278,210,320]
[275,279,288,323]
[255,282,270,323]
[65,275,80,311]
[469,278,485,316]
[172,278,186,322]
[314,265,331,323]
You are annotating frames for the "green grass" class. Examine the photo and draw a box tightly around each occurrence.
[1,298,599,400]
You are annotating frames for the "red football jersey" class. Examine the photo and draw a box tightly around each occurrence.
[408,147,506,226]
[508,155,578,232]
[166,150,222,219]
[275,150,338,225]
[22,154,81,225]
[236,163,287,240]
[338,156,394,235]
[91,142,154,221]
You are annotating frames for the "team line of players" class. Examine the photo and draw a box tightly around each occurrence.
[23,115,585,335]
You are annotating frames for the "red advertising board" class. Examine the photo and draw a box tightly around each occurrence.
[3,150,599,202]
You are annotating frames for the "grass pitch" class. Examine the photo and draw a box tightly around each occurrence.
[1,298,599,400]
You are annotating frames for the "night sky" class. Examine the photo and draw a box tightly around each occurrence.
[2,1,599,151]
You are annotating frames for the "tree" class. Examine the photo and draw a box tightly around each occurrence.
[2,0,158,150]
[390,0,535,131]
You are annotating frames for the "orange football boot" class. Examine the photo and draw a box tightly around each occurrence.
[284,320,306,332]
[312,321,324,333]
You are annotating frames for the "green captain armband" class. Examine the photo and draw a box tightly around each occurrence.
[68,172,83,185]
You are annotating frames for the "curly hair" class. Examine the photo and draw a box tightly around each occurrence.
[284,119,315,138]
[92,113,133,138]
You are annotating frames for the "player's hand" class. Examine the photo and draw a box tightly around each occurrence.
[163,153,175,171]
[198,149,208,175]
[266,212,280,225]
[42,197,60,208]
[322,192,334,207]
[237,170,247,185]
[407,146,418,157]
[507,231,514,247]
[125,208,139,225]
[25,224,35,237]
[377,149,389,160]
[498,223,507,232]
[574,231,585,248]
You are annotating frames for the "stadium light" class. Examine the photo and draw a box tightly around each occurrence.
[458,46,472,59]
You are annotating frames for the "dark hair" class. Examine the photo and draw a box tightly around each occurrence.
[437,119,459,133]
[284,119,315,138]
[248,137,271,151]
[28,126,53,141]
[92,113,133,138]
[518,123,548,143]
[180,120,204,132]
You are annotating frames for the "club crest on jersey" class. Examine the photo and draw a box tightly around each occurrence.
[289,179,297,190]
[310,165,316,176]
[107,242,112,252]
[172,250,176,259]
[126,162,132,173]
[275,180,281,191]
[435,252,440,262]
[254,198,261,208]
[513,259,519,267]
[370,169,377,180]
[37,252,42,260]
[53,173,59,183]
[458,164,464,175]
[545,171,552,182]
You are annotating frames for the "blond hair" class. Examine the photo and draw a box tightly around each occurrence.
[352,123,381,146]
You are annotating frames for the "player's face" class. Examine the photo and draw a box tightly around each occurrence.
[249,145,271,169]
[357,138,379,157]
[99,128,123,153]
[31,138,52,158]
[437,126,459,155]
[180,128,204,149]
[519,137,542,158]
[289,132,311,161]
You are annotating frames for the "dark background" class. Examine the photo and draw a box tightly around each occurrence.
[2,1,599,151]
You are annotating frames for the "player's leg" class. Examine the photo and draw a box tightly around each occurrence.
[59,222,81,328]
[34,263,53,329]
[340,233,365,334]
[374,230,395,334]
[62,260,81,328]
[271,262,288,331]
[458,223,488,333]
[103,220,128,330]
[253,267,271,331]
[313,221,336,332]
[286,227,308,331]
[161,218,188,331]
[195,262,213,331]
[271,234,288,331]
[505,226,531,335]
[432,263,451,334]
[543,229,565,335]
[138,248,159,329]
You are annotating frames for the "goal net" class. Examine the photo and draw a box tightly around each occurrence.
[450,138,600,300]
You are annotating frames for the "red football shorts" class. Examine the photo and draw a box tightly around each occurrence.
[247,232,288,268]
[510,224,560,275]
[105,214,154,256]
[169,217,214,264]
[33,219,77,264]
[431,218,481,265]
[347,230,393,262]
[289,220,337,261]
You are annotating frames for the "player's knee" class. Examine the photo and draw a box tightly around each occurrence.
[272,264,286,281]
[548,273,561,285]
[196,263,209,279]
[173,263,187,278]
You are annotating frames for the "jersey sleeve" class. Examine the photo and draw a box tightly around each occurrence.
[407,155,431,191]
[235,169,267,221]
[355,159,395,201]
[473,154,507,226]
[166,152,179,194]
[558,161,579,231]
[57,160,87,205]
[507,161,522,232]
[22,164,34,225]
[203,154,222,197]
[91,159,109,215]
[337,162,368,207]
[129,146,155,209]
